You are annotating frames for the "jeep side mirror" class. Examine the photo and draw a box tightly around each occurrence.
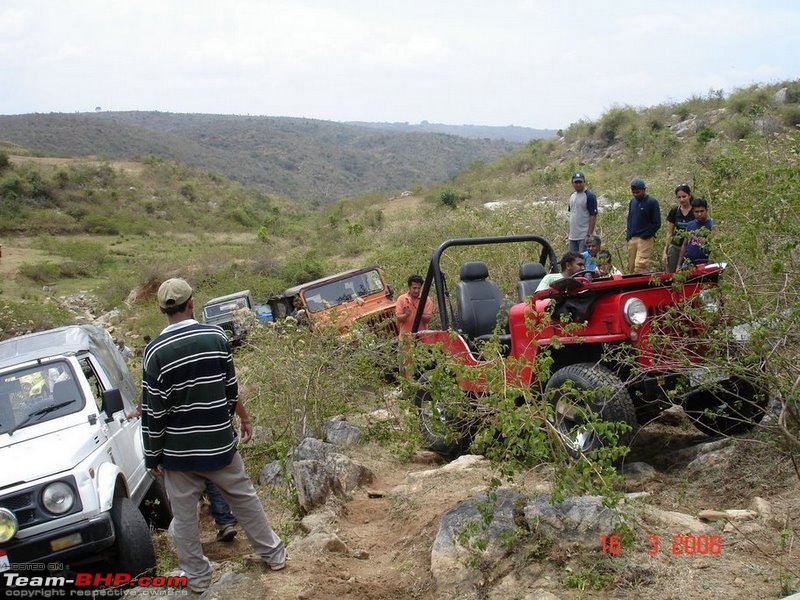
[387,286,394,300]
[101,388,124,420]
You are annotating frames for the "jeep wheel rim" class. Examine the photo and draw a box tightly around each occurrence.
[555,399,597,454]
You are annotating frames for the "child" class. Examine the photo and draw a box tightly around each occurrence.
[582,235,601,272]
[678,198,713,267]
[596,249,622,277]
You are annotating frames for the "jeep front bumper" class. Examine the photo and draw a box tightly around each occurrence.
[0,513,114,570]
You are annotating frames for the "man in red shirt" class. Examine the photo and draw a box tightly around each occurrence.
[395,274,433,336]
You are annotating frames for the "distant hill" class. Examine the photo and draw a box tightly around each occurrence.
[0,112,522,202]
[344,121,556,143]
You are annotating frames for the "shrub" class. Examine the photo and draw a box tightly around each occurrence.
[18,261,64,283]
[278,251,327,285]
[82,214,120,235]
[697,128,718,144]
[438,188,466,208]
[780,104,800,128]
[727,85,773,115]
[596,106,636,145]
[723,116,756,140]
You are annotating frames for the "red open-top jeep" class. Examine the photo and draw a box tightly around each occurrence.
[409,234,768,457]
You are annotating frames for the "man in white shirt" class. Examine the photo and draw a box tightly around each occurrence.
[566,172,598,253]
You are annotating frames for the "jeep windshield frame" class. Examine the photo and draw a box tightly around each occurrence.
[202,291,253,322]
[295,268,388,314]
[414,234,559,333]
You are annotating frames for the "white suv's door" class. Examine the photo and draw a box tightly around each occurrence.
[81,356,148,500]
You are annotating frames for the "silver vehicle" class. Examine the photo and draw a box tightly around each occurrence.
[201,290,254,345]
[0,325,170,576]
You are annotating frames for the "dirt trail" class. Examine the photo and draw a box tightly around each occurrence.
[168,423,800,600]
[186,446,450,599]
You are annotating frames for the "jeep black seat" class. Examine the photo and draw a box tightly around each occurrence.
[516,262,548,301]
[456,261,505,340]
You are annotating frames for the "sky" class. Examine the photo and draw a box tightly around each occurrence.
[1,0,799,130]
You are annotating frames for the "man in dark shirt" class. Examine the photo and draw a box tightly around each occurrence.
[142,278,286,593]
[625,179,661,273]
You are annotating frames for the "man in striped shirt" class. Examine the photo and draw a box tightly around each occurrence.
[142,278,286,592]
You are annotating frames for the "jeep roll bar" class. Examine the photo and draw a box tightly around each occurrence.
[412,234,559,332]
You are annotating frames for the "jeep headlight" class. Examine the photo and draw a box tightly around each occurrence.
[623,298,647,326]
[699,289,719,314]
[41,481,75,515]
[0,507,18,542]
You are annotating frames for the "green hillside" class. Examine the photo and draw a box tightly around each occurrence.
[0,112,522,203]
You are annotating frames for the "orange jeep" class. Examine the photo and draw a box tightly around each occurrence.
[268,266,397,335]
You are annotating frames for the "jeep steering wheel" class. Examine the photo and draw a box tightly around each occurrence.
[570,270,595,279]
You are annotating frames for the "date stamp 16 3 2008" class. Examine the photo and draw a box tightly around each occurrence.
[600,534,723,557]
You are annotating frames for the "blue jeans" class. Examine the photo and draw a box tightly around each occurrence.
[205,480,236,527]
[568,239,587,253]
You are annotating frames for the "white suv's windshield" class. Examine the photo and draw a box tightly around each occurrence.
[0,362,85,436]
[302,270,385,313]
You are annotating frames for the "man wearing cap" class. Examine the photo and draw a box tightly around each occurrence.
[626,179,661,273]
[566,172,598,253]
[141,278,286,593]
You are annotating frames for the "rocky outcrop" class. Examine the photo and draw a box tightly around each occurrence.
[290,437,374,513]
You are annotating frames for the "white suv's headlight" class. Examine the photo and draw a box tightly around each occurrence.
[0,507,18,542]
[41,481,76,515]
[623,298,647,326]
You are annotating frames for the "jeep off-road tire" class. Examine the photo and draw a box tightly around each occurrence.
[414,374,472,457]
[684,376,767,436]
[546,363,637,458]
[109,497,157,577]
[140,477,173,530]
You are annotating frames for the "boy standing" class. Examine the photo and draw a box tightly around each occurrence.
[678,198,713,267]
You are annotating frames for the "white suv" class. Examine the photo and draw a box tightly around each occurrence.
[0,325,170,576]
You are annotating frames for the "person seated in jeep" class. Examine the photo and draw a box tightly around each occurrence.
[535,252,585,292]
[595,249,622,277]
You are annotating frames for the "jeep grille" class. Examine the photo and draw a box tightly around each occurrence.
[0,477,83,531]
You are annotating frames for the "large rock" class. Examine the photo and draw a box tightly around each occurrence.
[289,529,350,555]
[523,495,621,547]
[431,488,525,599]
[258,461,282,486]
[323,420,362,448]
[291,438,374,513]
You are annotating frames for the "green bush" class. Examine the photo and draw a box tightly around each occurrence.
[438,188,466,208]
[697,128,718,144]
[278,251,328,285]
[723,115,756,140]
[596,106,636,145]
[18,261,64,283]
[727,85,772,115]
[780,104,800,128]
[82,214,120,235]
